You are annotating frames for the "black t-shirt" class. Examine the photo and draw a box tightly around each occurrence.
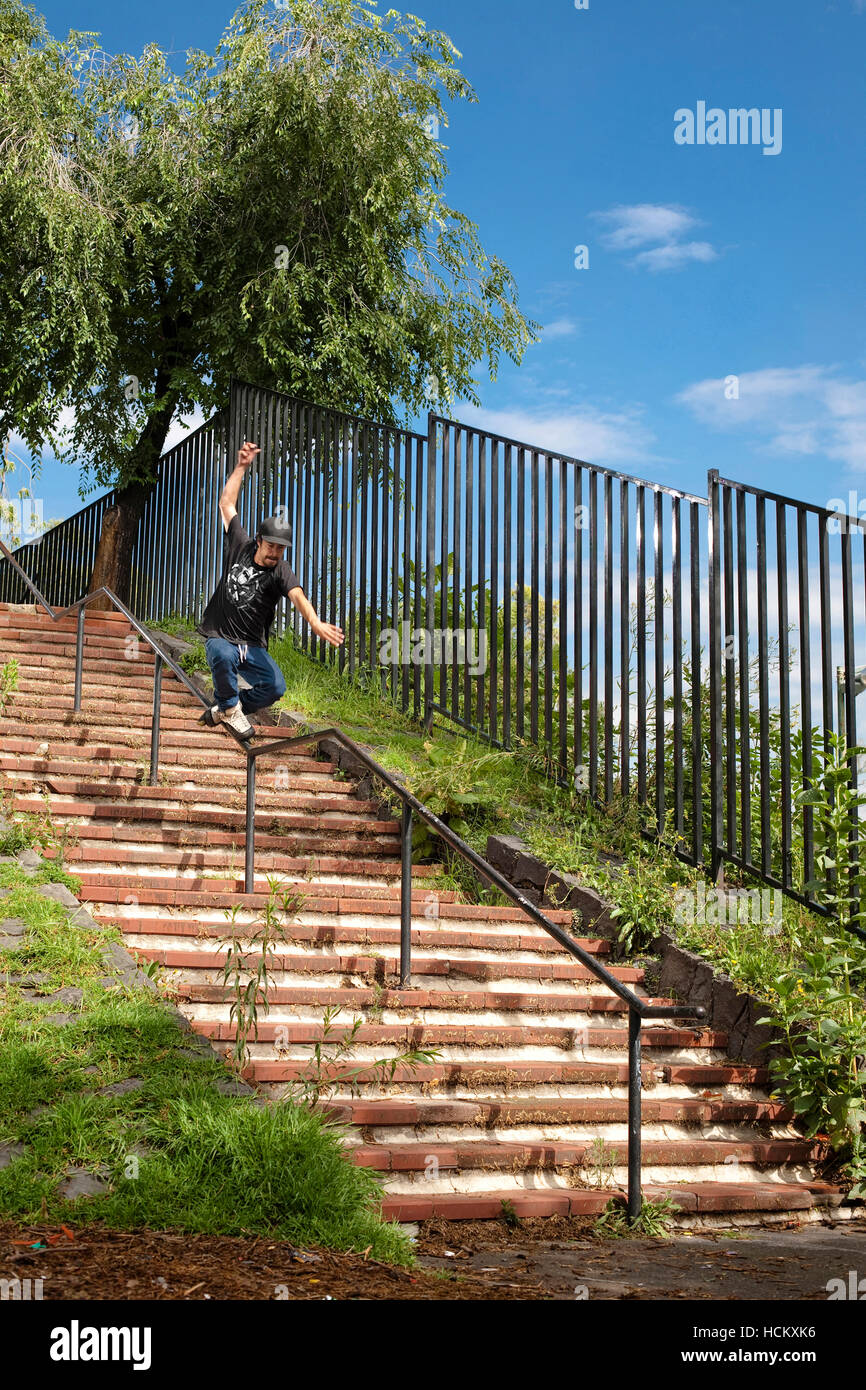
[196,514,303,648]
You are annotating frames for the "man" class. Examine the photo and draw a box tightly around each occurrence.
[196,440,344,741]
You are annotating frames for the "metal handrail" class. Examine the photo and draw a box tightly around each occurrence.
[245,723,706,1221]
[1,531,706,1220]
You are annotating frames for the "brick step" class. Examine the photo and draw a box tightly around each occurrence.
[0,610,133,639]
[176,984,662,1014]
[2,754,336,783]
[41,825,416,859]
[113,913,611,955]
[84,871,465,904]
[347,1138,820,1173]
[0,630,164,657]
[6,691,214,721]
[11,796,400,835]
[0,714,288,744]
[241,1058,767,1087]
[128,945,639,984]
[8,774,367,812]
[3,646,177,673]
[0,735,293,770]
[9,674,199,704]
[86,877,575,924]
[4,772,355,806]
[42,821,401,857]
[94,891,576,931]
[190,1018,728,1049]
[61,845,436,880]
[378,1183,830,1222]
[321,1095,794,1127]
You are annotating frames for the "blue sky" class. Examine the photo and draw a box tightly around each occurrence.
[5,0,866,527]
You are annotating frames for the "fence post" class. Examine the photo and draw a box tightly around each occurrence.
[423,411,437,733]
[707,469,724,879]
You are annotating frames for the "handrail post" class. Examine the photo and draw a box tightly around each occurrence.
[149,654,163,784]
[400,801,412,986]
[627,1006,642,1223]
[73,603,85,711]
[245,750,256,893]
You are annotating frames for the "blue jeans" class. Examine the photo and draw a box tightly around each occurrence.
[204,638,287,714]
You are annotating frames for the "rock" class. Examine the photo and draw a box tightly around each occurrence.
[58,1166,110,1200]
[99,941,157,991]
[43,986,83,1009]
[34,882,79,909]
[97,1077,144,1097]
[214,1078,257,1098]
[42,1013,76,1027]
[0,917,26,936]
[0,935,23,950]
[16,849,43,870]
[2,971,50,988]
[485,834,527,879]
[0,1141,25,1169]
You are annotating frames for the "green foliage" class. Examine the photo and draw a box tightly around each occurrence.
[0,656,18,715]
[594,1194,680,1238]
[0,862,412,1264]
[0,0,537,495]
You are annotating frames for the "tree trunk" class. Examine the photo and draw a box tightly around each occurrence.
[86,478,154,611]
[86,386,179,612]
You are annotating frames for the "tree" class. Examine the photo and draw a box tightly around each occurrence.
[0,0,540,608]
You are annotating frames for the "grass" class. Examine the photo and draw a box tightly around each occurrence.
[0,861,413,1264]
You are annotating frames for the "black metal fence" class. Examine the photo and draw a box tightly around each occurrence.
[3,377,864,923]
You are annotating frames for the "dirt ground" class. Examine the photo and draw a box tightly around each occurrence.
[3,1215,866,1301]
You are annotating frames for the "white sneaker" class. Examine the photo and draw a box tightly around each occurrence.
[219,702,255,740]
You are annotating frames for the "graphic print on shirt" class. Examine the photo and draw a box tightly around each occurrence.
[226,559,269,611]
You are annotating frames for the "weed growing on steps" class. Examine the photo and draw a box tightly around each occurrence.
[578,1137,620,1190]
[286,1004,440,1109]
[217,885,440,1097]
[219,878,308,1070]
[0,790,81,891]
[0,862,413,1264]
[594,1194,681,1239]
[0,657,18,715]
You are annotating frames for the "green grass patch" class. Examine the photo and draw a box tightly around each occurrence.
[0,863,412,1264]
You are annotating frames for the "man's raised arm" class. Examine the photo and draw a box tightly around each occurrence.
[218,441,260,531]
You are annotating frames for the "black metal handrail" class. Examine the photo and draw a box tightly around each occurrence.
[1,530,706,1220]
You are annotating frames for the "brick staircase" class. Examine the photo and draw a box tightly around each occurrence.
[0,601,855,1227]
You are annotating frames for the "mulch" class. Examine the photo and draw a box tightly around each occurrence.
[0,1218,546,1301]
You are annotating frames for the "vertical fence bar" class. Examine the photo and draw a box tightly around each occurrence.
[603,474,613,801]
[707,470,723,877]
[797,507,814,897]
[620,480,631,799]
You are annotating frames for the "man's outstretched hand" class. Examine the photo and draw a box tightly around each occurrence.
[313,620,345,648]
[238,441,260,470]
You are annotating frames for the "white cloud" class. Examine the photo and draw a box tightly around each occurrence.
[456,402,655,465]
[592,202,719,272]
[540,318,579,339]
[632,240,718,271]
[676,365,866,471]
